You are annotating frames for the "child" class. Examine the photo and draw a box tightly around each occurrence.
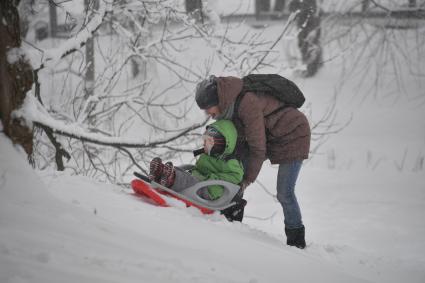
[148,119,244,201]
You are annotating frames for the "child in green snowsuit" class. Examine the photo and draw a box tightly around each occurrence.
[148,119,244,200]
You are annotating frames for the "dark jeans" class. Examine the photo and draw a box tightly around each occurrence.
[276,160,304,229]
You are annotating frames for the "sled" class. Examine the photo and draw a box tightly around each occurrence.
[131,172,241,214]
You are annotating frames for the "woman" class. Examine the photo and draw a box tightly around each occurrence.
[195,75,310,249]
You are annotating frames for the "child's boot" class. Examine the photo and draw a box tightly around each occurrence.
[149,157,163,182]
[160,162,175,188]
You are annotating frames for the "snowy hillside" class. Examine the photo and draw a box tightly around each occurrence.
[1,95,425,283]
[2,1,425,282]
[0,134,371,283]
[1,73,425,282]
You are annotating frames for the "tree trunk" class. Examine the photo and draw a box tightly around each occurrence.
[289,0,322,77]
[85,35,95,97]
[274,0,286,12]
[49,0,58,38]
[408,0,416,8]
[185,0,203,23]
[84,0,96,123]
[256,0,271,19]
[0,0,34,156]
[361,0,370,12]
[185,0,202,13]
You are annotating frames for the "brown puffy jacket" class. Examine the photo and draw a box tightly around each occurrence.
[216,76,311,183]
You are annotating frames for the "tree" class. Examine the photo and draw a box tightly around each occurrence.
[322,0,425,101]
[10,0,341,183]
[274,0,286,12]
[84,0,97,111]
[288,0,322,77]
[0,0,34,157]
[10,0,276,181]
[49,0,58,38]
[409,0,417,7]
[255,0,271,19]
[361,0,370,12]
[185,0,203,22]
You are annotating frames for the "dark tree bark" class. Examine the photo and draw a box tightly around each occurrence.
[255,0,271,19]
[361,0,370,12]
[185,0,202,12]
[49,0,58,37]
[274,0,286,12]
[0,0,34,156]
[256,0,271,12]
[84,0,95,99]
[185,0,203,23]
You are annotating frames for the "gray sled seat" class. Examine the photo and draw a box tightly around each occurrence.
[149,179,241,211]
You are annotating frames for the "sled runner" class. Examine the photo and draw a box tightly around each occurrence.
[131,172,242,214]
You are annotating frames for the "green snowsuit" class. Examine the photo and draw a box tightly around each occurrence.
[191,120,244,200]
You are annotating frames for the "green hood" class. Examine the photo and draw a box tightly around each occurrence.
[207,119,237,157]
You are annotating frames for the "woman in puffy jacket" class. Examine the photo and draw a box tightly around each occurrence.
[195,75,310,249]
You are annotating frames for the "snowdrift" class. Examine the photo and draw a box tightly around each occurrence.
[0,134,369,283]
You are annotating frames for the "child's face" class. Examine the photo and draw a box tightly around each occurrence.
[203,135,215,155]
[204,106,221,120]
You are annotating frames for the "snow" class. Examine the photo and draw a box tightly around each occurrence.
[33,0,113,69]
[2,66,425,282]
[1,134,374,283]
[13,94,202,147]
[6,48,27,65]
[2,1,425,282]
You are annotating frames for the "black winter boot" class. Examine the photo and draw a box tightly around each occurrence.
[285,226,306,249]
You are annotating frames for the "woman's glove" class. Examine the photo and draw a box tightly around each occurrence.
[233,180,251,202]
[239,180,251,192]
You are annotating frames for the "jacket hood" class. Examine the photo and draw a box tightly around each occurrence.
[207,119,237,157]
[216,76,243,113]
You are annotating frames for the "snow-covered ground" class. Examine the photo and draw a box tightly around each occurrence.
[0,134,368,283]
[2,127,424,283]
[2,80,425,283]
[2,58,425,282]
[2,4,425,283]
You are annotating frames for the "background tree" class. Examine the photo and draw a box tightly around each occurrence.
[0,0,34,157]
[185,0,203,23]
[255,0,271,19]
[274,0,286,13]
[289,0,322,77]
[11,0,283,182]
[49,0,58,38]
[409,0,417,7]
[10,0,344,183]
[321,0,425,101]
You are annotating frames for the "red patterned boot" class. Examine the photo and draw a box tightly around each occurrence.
[149,157,163,182]
[160,162,176,188]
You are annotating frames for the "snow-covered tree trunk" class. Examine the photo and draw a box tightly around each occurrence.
[49,1,58,38]
[84,0,97,120]
[0,0,34,157]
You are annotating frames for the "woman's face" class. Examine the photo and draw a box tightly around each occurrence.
[205,106,221,119]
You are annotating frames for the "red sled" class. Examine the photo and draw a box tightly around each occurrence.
[131,172,241,215]
[131,179,214,214]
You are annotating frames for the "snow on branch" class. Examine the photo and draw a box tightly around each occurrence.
[14,95,208,149]
[36,0,113,70]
